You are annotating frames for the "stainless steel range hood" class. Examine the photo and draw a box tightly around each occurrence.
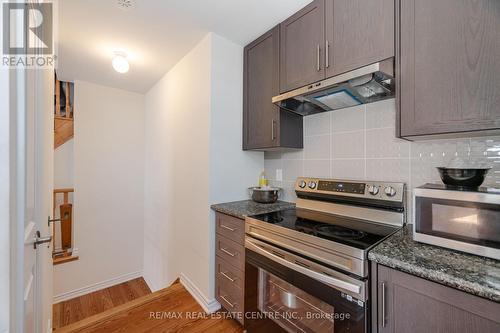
[272,58,395,116]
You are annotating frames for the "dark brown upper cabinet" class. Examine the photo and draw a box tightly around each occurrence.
[325,0,395,77]
[398,0,500,139]
[279,0,395,94]
[279,0,325,93]
[243,26,303,151]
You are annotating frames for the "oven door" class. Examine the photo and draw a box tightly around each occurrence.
[413,189,500,259]
[244,237,368,333]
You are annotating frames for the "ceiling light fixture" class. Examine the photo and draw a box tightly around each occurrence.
[112,51,129,73]
[116,0,136,11]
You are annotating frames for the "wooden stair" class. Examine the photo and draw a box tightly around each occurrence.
[54,281,184,333]
[54,117,74,149]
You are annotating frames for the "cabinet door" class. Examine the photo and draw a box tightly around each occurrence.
[376,265,500,333]
[325,0,394,77]
[243,26,280,150]
[399,0,500,137]
[280,0,325,93]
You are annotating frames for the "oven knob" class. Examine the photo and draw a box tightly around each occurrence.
[308,181,317,189]
[368,185,379,195]
[298,180,307,188]
[384,186,397,197]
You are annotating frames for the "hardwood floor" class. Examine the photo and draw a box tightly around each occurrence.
[53,277,151,330]
[54,281,243,333]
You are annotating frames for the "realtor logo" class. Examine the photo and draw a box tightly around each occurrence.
[3,2,53,54]
[2,2,55,67]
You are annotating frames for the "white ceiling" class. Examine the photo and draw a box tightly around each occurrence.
[57,0,312,93]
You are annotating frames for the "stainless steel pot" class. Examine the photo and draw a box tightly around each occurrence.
[248,187,281,204]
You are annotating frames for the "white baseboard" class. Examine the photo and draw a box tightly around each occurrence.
[142,274,157,293]
[53,270,143,304]
[180,273,220,314]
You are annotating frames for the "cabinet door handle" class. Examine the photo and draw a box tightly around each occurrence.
[381,282,387,327]
[325,40,330,68]
[271,120,276,141]
[220,224,235,232]
[220,295,235,308]
[220,271,236,283]
[220,247,236,257]
[316,44,321,71]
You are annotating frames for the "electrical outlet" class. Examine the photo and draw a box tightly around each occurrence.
[276,169,283,182]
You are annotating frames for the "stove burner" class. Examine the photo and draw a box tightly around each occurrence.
[313,224,367,240]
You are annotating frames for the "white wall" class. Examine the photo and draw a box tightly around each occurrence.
[143,34,212,293]
[143,33,263,307]
[0,65,10,333]
[206,34,263,297]
[54,139,74,189]
[208,34,263,204]
[53,81,145,299]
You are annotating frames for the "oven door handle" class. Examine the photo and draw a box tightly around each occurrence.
[245,238,361,294]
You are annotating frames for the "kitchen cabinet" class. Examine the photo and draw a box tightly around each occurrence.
[279,0,325,93]
[243,26,303,151]
[279,0,395,93]
[398,0,500,138]
[372,264,500,333]
[325,0,394,77]
[244,1,397,150]
[214,212,245,324]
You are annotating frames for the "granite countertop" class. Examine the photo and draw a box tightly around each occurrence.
[211,200,295,220]
[369,225,500,303]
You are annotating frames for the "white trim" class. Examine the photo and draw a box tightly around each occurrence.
[24,274,34,302]
[24,221,35,243]
[46,319,51,333]
[180,273,220,314]
[53,270,142,304]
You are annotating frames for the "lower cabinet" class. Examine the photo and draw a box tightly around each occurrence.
[372,264,500,333]
[215,212,245,324]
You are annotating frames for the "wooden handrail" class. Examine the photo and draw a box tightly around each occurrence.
[53,188,74,253]
[54,188,74,194]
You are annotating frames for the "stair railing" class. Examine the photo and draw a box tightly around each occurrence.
[55,75,74,119]
[52,188,74,256]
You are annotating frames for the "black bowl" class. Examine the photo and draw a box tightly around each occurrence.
[437,167,491,188]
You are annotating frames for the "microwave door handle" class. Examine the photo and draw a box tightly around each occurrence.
[246,239,361,294]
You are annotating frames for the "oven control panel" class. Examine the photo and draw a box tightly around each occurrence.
[296,177,405,203]
[317,181,366,194]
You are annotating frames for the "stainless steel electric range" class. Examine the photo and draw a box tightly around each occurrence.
[244,177,406,333]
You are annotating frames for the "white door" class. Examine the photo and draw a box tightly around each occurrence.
[10,4,54,333]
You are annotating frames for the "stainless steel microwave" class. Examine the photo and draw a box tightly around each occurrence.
[413,184,500,260]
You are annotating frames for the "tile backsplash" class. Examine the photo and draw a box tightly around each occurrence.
[265,99,500,222]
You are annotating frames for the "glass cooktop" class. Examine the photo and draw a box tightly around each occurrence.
[250,208,400,250]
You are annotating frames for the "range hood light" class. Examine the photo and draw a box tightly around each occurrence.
[272,59,395,116]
